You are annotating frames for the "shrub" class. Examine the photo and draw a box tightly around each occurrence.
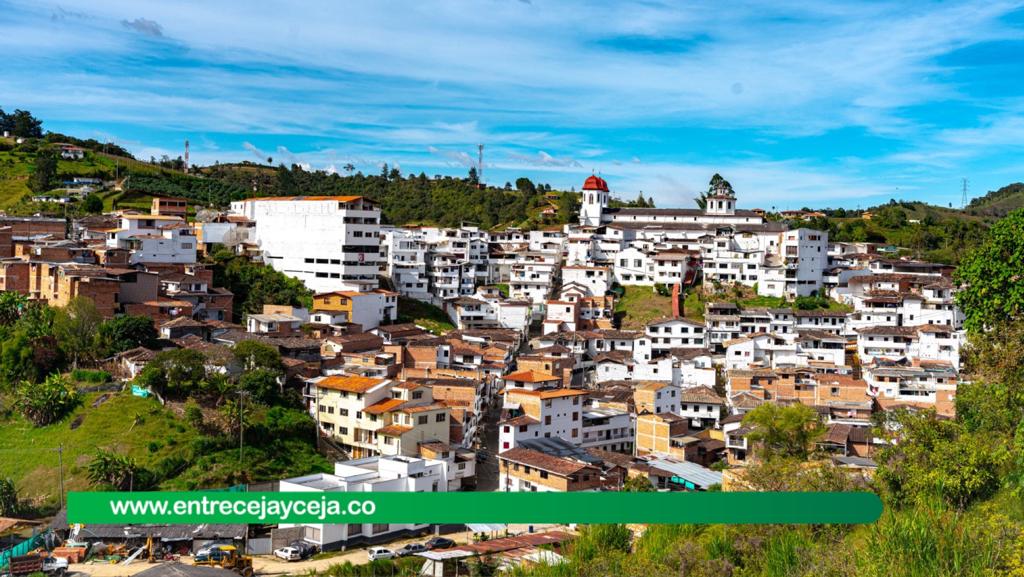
[71,368,111,383]
[16,373,80,426]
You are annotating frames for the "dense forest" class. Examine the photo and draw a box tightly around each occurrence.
[200,162,577,229]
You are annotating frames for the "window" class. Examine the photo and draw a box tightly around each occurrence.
[339,427,348,435]
[435,413,447,422]
[372,524,389,535]
[539,471,549,479]
[544,416,551,425]
[412,390,424,400]
[339,408,349,417]
[304,527,321,542]
[418,415,428,425]
[356,411,363,419]
[347,524,362,536]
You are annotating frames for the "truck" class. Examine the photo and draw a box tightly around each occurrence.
[7,554,69,576]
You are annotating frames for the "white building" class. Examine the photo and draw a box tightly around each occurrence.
[230,196,381,293]
[560,265,610,297]
[646,317,707,352]
[278,456,448,550]
[758,229,829,298]
[106,214,197,265]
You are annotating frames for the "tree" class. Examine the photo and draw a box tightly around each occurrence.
[467,166,479,186]
[875,409,1006,510]
[87,450,148,490]
[16,373,80,426]
[239,368,282,404]
[0,292,27,328]
[621,474,655,492]
[29,151,57,193]
[0,478,18,516]
[515,177,537,196]
[954,208,1024,333]
[233,340,282,372]
[81,193,103,213]
[9,109,43,138]
[96,315,158,357]
[136,349,208,398]
[742,403,824,460]
[1,331,64,389]
[54,297,103,367]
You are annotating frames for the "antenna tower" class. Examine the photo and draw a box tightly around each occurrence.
[961,177,968,209]
[477,144,484,183]
[184,139,190,174]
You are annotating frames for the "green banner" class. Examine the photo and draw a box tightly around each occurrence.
[68,491,882,525]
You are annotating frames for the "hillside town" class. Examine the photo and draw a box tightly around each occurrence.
[0,171,970,574]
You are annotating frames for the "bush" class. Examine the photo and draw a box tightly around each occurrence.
[71,368,111,383]
[16,373,80,426]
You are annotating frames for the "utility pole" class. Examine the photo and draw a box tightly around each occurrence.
[57,444,65,510]
[238,390,249,465]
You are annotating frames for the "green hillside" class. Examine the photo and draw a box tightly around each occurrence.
[0,391,199,507]
[965,182,1024,218]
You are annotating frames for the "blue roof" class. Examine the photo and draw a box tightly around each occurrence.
[646,457,723,489]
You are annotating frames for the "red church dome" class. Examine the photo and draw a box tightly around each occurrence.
[582,175,609,192]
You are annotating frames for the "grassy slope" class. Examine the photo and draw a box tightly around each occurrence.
[615,285,675,330]
[0,391,199,505]
[397,296,455,335]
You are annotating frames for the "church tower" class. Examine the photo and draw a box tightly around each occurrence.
[579,175,609,226]
[704,181,736,216]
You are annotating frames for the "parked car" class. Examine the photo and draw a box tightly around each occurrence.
[367,548,395,561]
[396,543,427,557]
[475,451,489,463]
[273,547,301,561]
[289,540,319,559]
[425,537,457,550]
[194,543,236,563]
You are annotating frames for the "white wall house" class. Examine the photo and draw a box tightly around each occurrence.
[278,456,448,550]
[230,196,381,293]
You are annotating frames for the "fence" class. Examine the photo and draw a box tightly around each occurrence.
[0,530,50,571]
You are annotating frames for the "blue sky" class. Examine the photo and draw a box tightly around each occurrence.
[2,1,1024,209]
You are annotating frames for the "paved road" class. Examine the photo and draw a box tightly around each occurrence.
[67,525,570,577]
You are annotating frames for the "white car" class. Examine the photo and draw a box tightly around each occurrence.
[273,546,302,561]
[367,547,395,561]
[43,556,69,576]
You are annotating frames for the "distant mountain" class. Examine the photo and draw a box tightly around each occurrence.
[966,182,1024,218]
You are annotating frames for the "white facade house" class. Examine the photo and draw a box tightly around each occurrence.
[560,266,610,297]
[106,214,197,264]
[646,318,707,352]
[230,196,381,293]
[380,227,431,301]
[758,228,829,298]
[278,456,448,550]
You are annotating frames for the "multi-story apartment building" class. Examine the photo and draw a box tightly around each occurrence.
[308,376,451,458]
[279,455,449,549]
[230,196,381,293]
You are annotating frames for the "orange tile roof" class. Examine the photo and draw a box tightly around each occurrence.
[398,403,447,414]
[364,398,405,415]
[377,424,413,436]
[316,375,387,393]
[504,370,562,383]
